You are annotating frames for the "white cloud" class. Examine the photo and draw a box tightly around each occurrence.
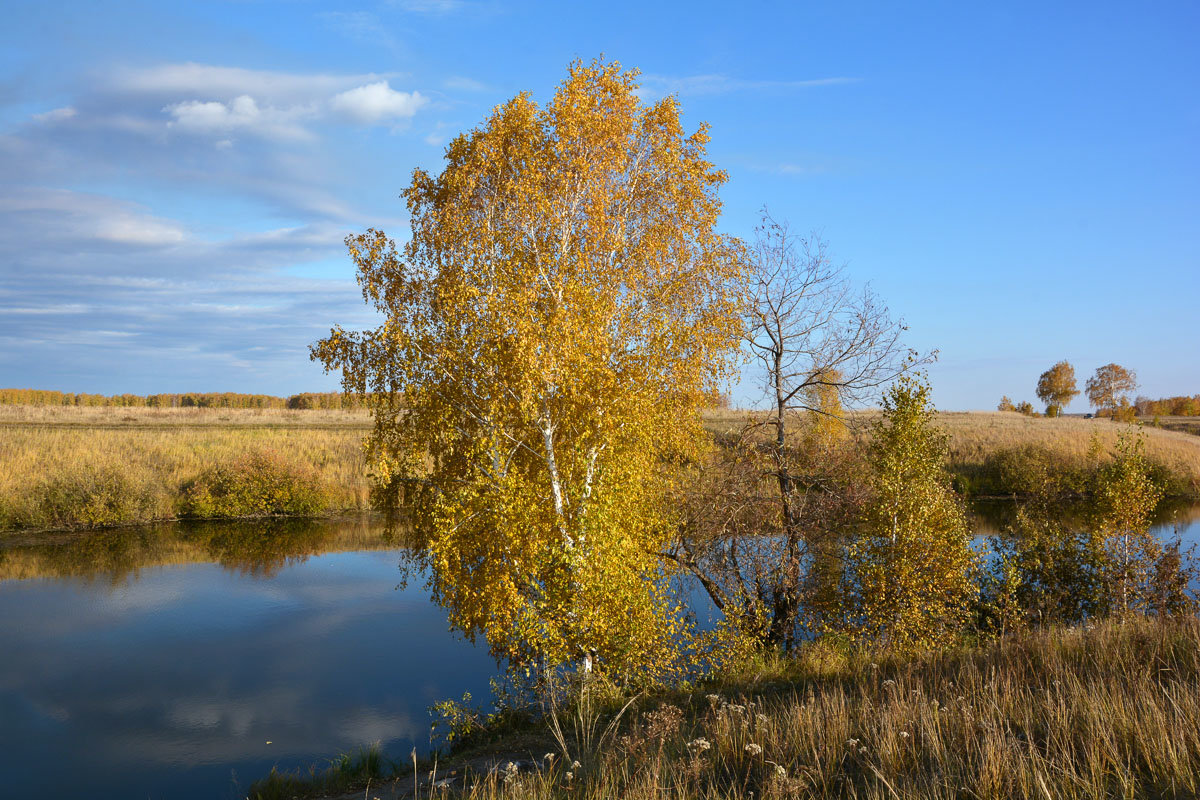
[100,65,432,138]
[32,106,77,124]
[330,82,427,124]
[0,187,187,247]
[96,215,187,245]
[3,304,89,315]
[424,121,452,147]
[443,76,487,91]
[111,63,387,103]
[319,11,402,52]
[164,95,315,141]
[777,162,832,177]
[166,96,256,130]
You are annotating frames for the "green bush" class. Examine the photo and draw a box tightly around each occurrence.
[182,450,328,519]
[952,445,1088,498]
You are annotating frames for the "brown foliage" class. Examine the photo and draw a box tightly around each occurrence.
[1086,363,1138,416]
[671,420,869,649]
[0,388,359,410]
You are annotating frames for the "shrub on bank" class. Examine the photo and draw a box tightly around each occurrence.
[182,450,328,519]
[950,443,1196,499]
[0,465,166,531]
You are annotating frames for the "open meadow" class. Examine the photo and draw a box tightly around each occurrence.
[0,404,371,532]
[703,408,1200,498]
[3,405,1199,534]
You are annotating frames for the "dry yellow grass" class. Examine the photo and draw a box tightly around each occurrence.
[937,410,1200,466]
[0,405,372,532]
[701,409,1200,496]
[255,616,1200,800]
[6,406,1198,533]
[0,403,371,428]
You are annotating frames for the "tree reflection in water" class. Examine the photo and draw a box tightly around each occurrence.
[0,516,403,585]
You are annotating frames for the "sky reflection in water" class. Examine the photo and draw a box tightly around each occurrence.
[0,519,496,800]
[1,508,1197,800]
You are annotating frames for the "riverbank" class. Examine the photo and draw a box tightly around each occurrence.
[0,405,370,532]
[5,406,1199,534]
[251,615,1200,799]
[704,409,1200,500]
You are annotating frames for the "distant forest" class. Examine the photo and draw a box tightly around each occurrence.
[0,388,361,410]
[1136,395,1200,417]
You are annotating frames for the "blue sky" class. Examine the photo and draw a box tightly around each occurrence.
[1,1,1197,411]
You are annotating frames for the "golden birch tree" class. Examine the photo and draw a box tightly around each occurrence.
[1093,433,1165,615]
[1035,360,1079,417]
[312,60,747,682]
[1086,363,1138,417]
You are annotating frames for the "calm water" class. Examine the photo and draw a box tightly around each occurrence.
[0,518,496,800]
[1,507,1198,800]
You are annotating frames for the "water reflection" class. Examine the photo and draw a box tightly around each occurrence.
[0,516,403,584]
[0,518,494,800]
[970,498,1200,546]
[1,506,1197,800]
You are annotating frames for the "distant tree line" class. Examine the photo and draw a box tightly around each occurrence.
[1135,395,1200,418]
[0,388,362,410]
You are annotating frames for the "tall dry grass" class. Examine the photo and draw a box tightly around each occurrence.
[937,411,1200,470]
[701,409,1200,497]
[938,412,1200,497]
[0,403,370,428]
[382,617,1200,800]
[0,405,371,532]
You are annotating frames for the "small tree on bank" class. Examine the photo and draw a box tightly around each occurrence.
[1093,434,1164,615]
[1036,360,1079,417]
[983,432,1198,630]
[838,377,978,653]
[312,60,747,682]
[667,215,924,649]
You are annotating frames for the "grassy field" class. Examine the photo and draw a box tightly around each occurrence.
[0,403,370,428]
[0,404,371,533]
[702,409,1200,498]
[936,411,1200,467]
[252,615,1200,800]
[1151,415,1200,438]
[937,411,1200,497]
[3,405,1199,534]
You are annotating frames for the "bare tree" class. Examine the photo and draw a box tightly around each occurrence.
[668,210,931,648]
[744,209,928,540]
[745,213,925,423]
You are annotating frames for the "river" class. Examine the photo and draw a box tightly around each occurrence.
[1,506,1197,799]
